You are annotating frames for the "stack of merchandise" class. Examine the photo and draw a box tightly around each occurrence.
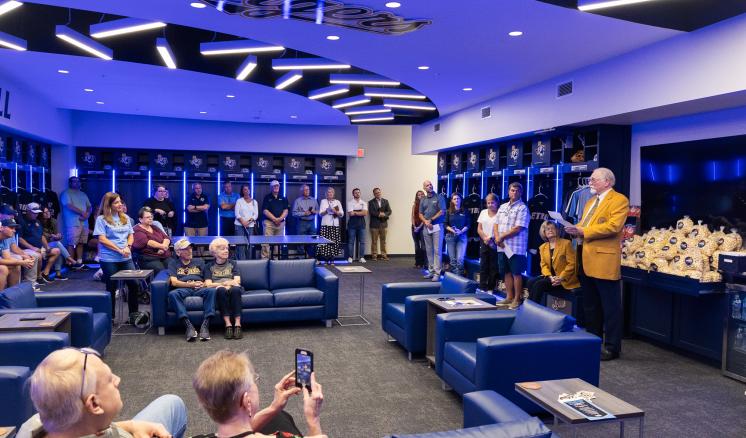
[621,216,744,283]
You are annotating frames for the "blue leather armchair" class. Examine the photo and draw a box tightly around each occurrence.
[384,390,556,438]
[152,259,338,332]
[0,282,112,352]
[382,273,497,359]
[435,300,601,414]
[0,332,70,428]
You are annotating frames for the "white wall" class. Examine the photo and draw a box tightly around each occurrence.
[347,125,435,256]
[630,105,746,205]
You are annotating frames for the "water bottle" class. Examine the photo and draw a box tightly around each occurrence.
[736,327,744,350]
[734,295,743,320]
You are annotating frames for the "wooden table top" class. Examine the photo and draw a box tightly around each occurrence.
[515,378,644,424]
[0,312,71,331]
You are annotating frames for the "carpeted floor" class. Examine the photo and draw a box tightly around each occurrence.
[44,259,746,437]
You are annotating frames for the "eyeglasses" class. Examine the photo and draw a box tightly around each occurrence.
[64,347,101,400]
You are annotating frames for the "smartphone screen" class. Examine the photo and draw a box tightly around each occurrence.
[295,349,313,391]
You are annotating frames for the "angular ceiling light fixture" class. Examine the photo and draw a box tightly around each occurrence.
[330,74,400,86]
[308,84,349,100]
[0,30,26,51]
[156,38,176,69]
[344,105,391,116]
[577,0,659,11]
[235,55,257,80]
[383,99,436,111]
[275,70,303,90]
[90,18,166,39]
[55,25,113,60]
[331,95,371,109]
[0,1,22,17]
[201,39,284,55]
[273,58,351,71]
[363,87,426,100]
[350,114,395,123]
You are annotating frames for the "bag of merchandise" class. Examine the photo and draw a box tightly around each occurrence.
[634,249,651,270]
[719,230,741,252]
[621,251,636,267]
[655,244,678,261]
[688,220,710,239]
[675,215,694,235]
[695,237,718,257]
[649,257,669,272]
[701,271,722,283]
[675,250,704,273]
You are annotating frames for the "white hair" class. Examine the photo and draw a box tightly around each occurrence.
[209,237,229,254]
[593,167,616,186]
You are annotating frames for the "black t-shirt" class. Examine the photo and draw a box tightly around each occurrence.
[527,194,550,251]
[262,194,290,219]
[144,197,175,229]
[205,260,239,284]
[19,216,44,248]
[463,193,486,240]
[186,193,209,228]
[168,258,205,283]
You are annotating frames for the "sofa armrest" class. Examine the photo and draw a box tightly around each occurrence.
[315,267,339,320]
[435,311,516,375]
[463,390,532,428]
[0,332,70,368]
[37,291,112,319]
[151,270,172,328]
[475,332,601,413]
[0,307,93,349]
[382,282,441,308]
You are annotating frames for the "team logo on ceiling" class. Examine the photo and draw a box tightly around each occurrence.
[155,154,169,167]
[200,0,431,36]
[190,155,204,168]
[224,156,237,169]
[321,159,333,170]
[257,157,269,169]
[290,158,301,169]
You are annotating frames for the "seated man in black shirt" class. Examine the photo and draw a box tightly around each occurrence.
[205,237,244,340]
[168,239,217,342]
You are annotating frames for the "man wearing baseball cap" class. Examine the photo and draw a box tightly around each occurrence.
[18,203,61,284]
[167,238,216,342]
[0,217,39,291]
[261,180,289,259]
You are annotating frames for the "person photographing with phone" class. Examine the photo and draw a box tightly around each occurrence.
[193,350,326,438]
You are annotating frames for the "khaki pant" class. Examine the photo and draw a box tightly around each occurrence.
[370,227,388,258]
[11,251,41,282]
[262,220,285,259]
[184,227,208,255]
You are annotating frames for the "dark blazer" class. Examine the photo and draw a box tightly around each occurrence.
[368,198,392,229]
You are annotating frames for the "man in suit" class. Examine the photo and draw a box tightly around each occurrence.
[368,187,392,260]
[565,167,629,361]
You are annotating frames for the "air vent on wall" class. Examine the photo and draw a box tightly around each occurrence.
[557,80,573,98]
[481,106,491,119]
[434,123,440,132]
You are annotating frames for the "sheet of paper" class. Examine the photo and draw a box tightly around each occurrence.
[504,244,514,258]
[426,223,441,235]
[548,211,574,228]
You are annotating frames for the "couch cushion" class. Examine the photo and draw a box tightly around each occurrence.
[385,303,406,328]
[92,313,110,343]
[440,272,477,295]
[0,283,37,309]
[269,259,315,290]
[386,419,552,438]
[273,287,324,307]
[240,290,274,308]
[236,260,269,290]
[444,341,477,383]
[509,299,575,335]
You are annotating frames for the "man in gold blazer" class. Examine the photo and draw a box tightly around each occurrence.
[566,167,629,361]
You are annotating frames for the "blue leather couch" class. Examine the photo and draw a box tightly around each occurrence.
[382,273,496,360]
[385,390,557,438]
[0,282,112,352]
[152,259,338,332]
[0,332,70,428]
[435,300,601,414]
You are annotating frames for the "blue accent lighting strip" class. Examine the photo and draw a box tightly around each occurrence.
[217,172,222,236]
[147,171,152,197]
[111,169,116,192]
[182,171,187,228]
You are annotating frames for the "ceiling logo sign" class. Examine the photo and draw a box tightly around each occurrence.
[200,0,432,35]
[0,87,11,120]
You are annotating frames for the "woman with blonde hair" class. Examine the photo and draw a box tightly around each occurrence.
[527,220,580,306]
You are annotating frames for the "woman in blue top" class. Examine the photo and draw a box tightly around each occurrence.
[445,193,470,276]
[94,192,141,320]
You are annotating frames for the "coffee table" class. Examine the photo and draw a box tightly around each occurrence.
[515,378,645,437]
[0,312,71,335]
[425,297,497,365]
[110,269,154,335]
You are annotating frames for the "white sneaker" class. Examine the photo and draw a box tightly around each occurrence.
[360,257,366,263]
[115,289,120,299]
[93,269,103,280]
[347,257,353,263]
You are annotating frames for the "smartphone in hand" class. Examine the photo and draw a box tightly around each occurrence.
[295,349,314,392]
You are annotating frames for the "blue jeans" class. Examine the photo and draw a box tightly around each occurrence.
[168,287,216,322]
[445,234,467,275]
[50,241,70,271]
[234,225,254,259]
[100,258,140,316]
[132,394,188,438]
[296,219,317,258]
[347,227,365,260]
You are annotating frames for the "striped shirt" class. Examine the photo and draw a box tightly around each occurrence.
[496,200,530,256]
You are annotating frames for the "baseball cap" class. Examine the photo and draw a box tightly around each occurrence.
[1,218,20,228]
[174,239,192,251]
[0,204,17,216]
[26,202,42,213]
[270,180,280,187]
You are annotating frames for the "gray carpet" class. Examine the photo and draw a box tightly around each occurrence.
[44,260,746,437]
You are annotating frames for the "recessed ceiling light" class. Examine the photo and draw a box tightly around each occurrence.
[508,31,523,37]
[578,0,659,12]
[462,87,473,91]
[190,2,207,8]
[156,38,177,69]
[290,115,298,119]
[385,2,401,8]
[226,94,235,98]
[0,30,26,51]
[90,18,166,39]
[326,35,340,41]
[0,1,23,17]
[418,65,429,70]
[199,111,207,114]
[84,88,94,92]
[57,69,69,74]
[95,101,104,105]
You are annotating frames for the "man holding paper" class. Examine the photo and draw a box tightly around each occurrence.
[419,180,446,281]
[565,167,629,361]
[494,182,530,309]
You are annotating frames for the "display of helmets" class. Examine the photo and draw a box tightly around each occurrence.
[689,220,710,239]
[675,215,694,235]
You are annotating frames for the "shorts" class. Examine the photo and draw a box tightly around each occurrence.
[64,225,89,246]
[498,253,527,276]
